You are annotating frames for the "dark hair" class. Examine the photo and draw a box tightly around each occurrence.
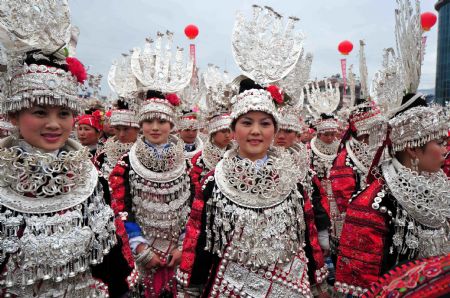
[320,113,336,120]
[238,78,264,94]
[117,99,129,110]
[394,93,427,117]
[146,90,165,99]
[24,50,68,71]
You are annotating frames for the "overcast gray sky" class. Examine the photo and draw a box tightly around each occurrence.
[70,0,439,96]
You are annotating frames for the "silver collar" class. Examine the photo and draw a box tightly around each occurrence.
[215,147,298,209]
[383,158,450,228]
[129,135,186,183]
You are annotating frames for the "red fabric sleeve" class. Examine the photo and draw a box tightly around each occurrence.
[335,179,388,294]
[330,148,357,214]
[303,189,327,283]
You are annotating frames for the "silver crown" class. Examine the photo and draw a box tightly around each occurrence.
[277,50,313,107]
[230,89,280,125]
[0,0,85,114]
[306,80,340,116]
[108,52,139,99]
[178,66,205,112]
[110,109,139,128]
[1,63,81,114]
[204,64,236,118]
[314,117,339,133]
[278,107,303,133]
[389,105,449,152]
[370,48,405,117]
[138,98,177,126]
[232,5,304,84]
[130,32,193,93]
[177,115,202,131]
[203,64,236,134]
[395,0,423,94]
[0,0,71,55]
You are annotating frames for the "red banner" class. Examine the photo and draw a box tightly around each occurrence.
[190,44,196,67]
[341,58,347,96]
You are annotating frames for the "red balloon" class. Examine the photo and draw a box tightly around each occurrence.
[421,12,437,31]
[184,24,199,40]
[338,40,353,55]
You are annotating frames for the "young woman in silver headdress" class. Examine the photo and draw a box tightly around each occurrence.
[177,80,329,298]
[94,100,140,182]
[334,95,450,296]
[0,51,135,298]
[0,1,136,296]
[109,90,191,297]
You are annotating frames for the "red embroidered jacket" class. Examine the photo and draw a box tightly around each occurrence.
[329,148,358,214]
[178,171,328,294]
[334,177,415,296]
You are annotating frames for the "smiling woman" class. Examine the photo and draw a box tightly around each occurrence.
[178,77,329,297]
[0,1,136,296]
[10,105,74,152]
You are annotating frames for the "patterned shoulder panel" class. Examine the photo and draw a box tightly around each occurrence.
[364,254,450,298]
[330,148,356,214]
[335,178,389,296]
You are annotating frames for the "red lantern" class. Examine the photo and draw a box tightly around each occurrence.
[184,24,199,40]
[421,12,437,31]
[338,40,353,55]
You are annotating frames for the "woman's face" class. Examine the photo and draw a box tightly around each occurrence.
[77,124,101,146]
[275,129,297,148]
[179,129,198,144]
[318,131,338,144]
[142,118,171,145]
[414,138,448,173]
[212,128,232,149]
[234,111,275,161]
[114,125,139,143]
[10,105,73,152]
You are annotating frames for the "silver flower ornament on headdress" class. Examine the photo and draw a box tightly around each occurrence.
[0,0,86,114]
[130,31,193,93]
[232,5,304,84]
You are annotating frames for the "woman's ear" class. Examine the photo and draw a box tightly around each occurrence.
[9,113,19,126]
[404,147,419,160]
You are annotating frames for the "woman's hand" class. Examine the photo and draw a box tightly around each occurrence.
[166,248,183,268]
[146,254,163,269]
[136,244,163,269]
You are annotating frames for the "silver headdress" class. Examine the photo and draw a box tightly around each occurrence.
[0,0,85,114]
[275,51,312,133]
[129,32,191,125]
[107,53,142,129]
[230,6,305,125]
[130,32,193,93]
[371,0,447,152]
[370,48,405,116]
[139,96,178,126]
[110,109,139,128]
[203,64,236,134]
[277,50,313,107]
[306,80,340,118]
[395,0,423,95]
[230,88,280,125]
[108,52,139,102]
[232,5,304,84]
[389,105,449,152]
[177,111,202,131]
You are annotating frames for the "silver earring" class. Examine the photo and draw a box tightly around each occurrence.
[411,157,419,173]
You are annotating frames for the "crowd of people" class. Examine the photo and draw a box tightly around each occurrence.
[0,0,449,297]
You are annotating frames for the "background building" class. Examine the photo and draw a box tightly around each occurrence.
[435,0,450,105]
